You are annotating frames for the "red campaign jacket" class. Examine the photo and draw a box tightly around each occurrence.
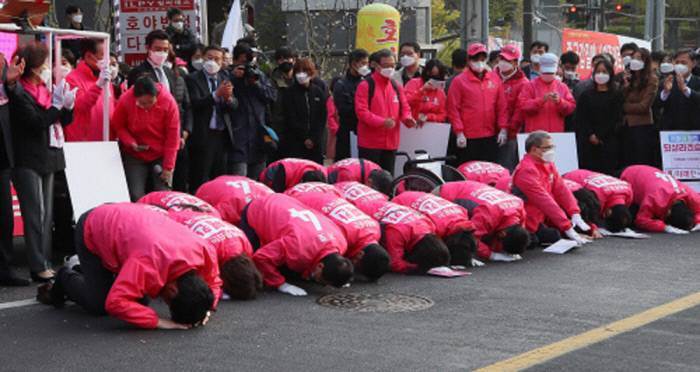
[195,176,274,225]
[284,182,342,198]
[249,194,348,288]
[350,197,436,273]
[112,83,181,171]
[137,191,221,218]
[457,161,511,187]
[354,71,413,150]
[327,96,340,136]
[563,178,583,192]
[167,209,253,266]
[404,77,447,123]
[446,69,508,139]
[64,61,116,141]
[259,158,327,191]
[438,181,526,260]
[564,170,633,213]
[492,68,529,138]
[327,158,383,184]
[392,191,474,237]
[83,203,222,329]
[512,154,580,232]
[517,77,576,133]
[293,192,381,258]
[334,181,389,204]
[621,165,700,232]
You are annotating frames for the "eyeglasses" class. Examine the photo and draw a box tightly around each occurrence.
[538,144,556,151]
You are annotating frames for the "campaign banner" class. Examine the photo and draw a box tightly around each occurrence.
[561,28,650,79]
[115,0,201,66]
[659,131,700,192]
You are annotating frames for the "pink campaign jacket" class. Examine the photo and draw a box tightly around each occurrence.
[512,154,580,232]
[517,76,576,133]
[137,191,221,218]
[334,181,389,203]
[195,176,274,225]
[64,62,116,141]
[392,191,474,238]
[259,158,327,191]
[327,158,383,184]
[446,69,508,139]
[404,77,447,123]
[355,71,413,150]
[492,68,529,138]
[564,170,633,212]
[457,161,510,186]
[285,182,342,198]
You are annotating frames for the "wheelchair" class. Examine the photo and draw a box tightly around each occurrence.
[391,150,466,196]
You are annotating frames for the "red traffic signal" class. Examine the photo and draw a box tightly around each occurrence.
[569,5,578,13]
[615,3,623,11]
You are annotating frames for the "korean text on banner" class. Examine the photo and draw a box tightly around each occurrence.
[659,131,700,192]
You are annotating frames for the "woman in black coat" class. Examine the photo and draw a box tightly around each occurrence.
[575,59,624,175]
[6,42,75,282]
[280,58,328,164]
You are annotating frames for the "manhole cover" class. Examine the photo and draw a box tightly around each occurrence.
[317,293,434,313]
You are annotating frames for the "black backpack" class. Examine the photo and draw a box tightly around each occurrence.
[366,75,403,118]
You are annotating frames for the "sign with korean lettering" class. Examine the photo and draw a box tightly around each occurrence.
[660,131,700,191]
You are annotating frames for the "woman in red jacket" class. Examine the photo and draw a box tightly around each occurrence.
[112,76,180,201]
[404,59,448,125]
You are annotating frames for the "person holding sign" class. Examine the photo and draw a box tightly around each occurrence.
[620,165,700,234]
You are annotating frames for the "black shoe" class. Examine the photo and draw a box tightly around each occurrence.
[0,272,31,287]
[30,271,55,283]
[36,276,66,308]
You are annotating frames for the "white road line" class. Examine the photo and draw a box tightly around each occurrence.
[0,298,39,310]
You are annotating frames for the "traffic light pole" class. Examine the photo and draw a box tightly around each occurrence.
[644,0,665,50]
[523,0,533,58]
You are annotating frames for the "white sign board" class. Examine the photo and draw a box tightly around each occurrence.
[395,123,451,176]
[517,133,579,174]
[63,142,131,218]
[659,131,700,192]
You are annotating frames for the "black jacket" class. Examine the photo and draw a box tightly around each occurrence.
[0,67,12,169]
[126,60,176,94]
[165,26,198,61]
[658,74,700,131]
[332,71,363,132]
[185,70,238,148]
[172,73,193,135]
[229,73,277,164]
[6,82,73,175]
[282,81,327,145]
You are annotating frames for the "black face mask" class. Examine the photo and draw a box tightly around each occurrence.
[279,62,293,73]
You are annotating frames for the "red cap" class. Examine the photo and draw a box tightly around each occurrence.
[500,44,521,61]
[468,43,488,57]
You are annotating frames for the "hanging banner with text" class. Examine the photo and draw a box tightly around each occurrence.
[660,131,700,192]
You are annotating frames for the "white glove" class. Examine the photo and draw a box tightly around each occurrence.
[664,225,689,235]
[62,82,78,110]
[497,128,508,146]
[277,283,307,296]
[692,224,700,232]
[470,258,485,267]
[571,214,591,232]
[52,80,65,109]
[490,252,522,262]
[96,65,111,89]
[565,227,591,245]
[456,133,467,149]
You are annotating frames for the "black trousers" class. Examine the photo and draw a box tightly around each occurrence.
[58,211,114,315]
[621,125,659,168]
[189,129,226,192]
[172,145,190,193]
[0,167,13,273]
[358,147,396,176]
[453,136,498,165]
[335,127,353,161]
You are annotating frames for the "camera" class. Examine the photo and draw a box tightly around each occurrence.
[244,63,262,80]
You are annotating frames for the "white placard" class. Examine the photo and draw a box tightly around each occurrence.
[659,131,700,192]
[395,123,451,176]
[517,133,579,174]
[543,239,579,254]
[63,142,131,219]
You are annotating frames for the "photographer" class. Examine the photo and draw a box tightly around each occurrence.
[227,44,277,178]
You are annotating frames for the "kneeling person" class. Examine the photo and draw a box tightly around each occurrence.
[259,158,327,192]
[564,170,634,232]
[195,175,274,225]
[138,191,221,217]
[327,158,393,196]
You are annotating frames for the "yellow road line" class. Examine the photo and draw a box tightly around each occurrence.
[474,291,700,372]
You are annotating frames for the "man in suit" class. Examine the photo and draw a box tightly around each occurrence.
[186,45,238,191]
[0,54,30,286]
[659,48,700,131]
[127,30,175,94]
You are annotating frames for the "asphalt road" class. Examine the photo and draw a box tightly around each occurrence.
[1,232,699,371]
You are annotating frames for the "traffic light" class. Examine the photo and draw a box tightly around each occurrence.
[569,5,578,14]
[614,3,623,12]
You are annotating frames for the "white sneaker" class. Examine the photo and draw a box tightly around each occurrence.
[63,255,80,270]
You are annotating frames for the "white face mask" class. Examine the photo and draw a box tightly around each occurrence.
[540,74,555,83]
[192,58,204,71]
[542,149,555,163]
[660,63,675,74]
[110,66,119,80]
[357,65,371,77]
[469,61,486,73]
[164,61,173,70]
[72,14,83,23]
[295,72,310,85]
[400,55,416,67]
[594,73,610,85]
[203,60,221,75]
[531,54,541,64]
[564,71,578,80]
[149,51,168,67]
[172,21,184,31]
[428,79,445,90]
[629,59,644,71]
[498,60,514,73]
[380,67,394,78]
[38,68,51,85]
[622,55,632,67]
[674,63,689,76]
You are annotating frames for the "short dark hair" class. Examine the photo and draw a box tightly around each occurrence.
[421,58,448,82]
[400,42,421,54]
[220,255,262,300]
[673,48,696,61]
[348,48,369,64]
[302,170,327,184]
[203,45,225,55]
[560,51,580,65]
[651,50,668,64]
[502,224,530,255]
[167,7,183,19]
[79,38,103,57]
[145,30,170,47]
[62,48,76,67]
[606,204,632,233]
[530,41,549,52]
[368,169,393,196]
[233,44,253,61]
[16,42,48,78]
[408,234,450,272]
[443,230,476,266]
[370,49,393,64]
[451,48,468,69]
[488,50,501,64]
[133,76,158,97]
[321,253,354,288]
[274,47,294,61]
[169,270,215,326]
[525,131,551,152]
[65,5,81,15]
[620,42,639,55]
[666,200,694,231]
[357,243,390,282]
[573,188,602,228]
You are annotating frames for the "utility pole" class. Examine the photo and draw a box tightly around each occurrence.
[460,0,489,49]
[523,0,533,57]
[644,0,665,50]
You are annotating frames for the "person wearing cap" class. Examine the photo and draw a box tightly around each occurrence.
[446,43,507,164]
[517,53,576,133]
[492,44,529,171]
[522,41,549,80]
